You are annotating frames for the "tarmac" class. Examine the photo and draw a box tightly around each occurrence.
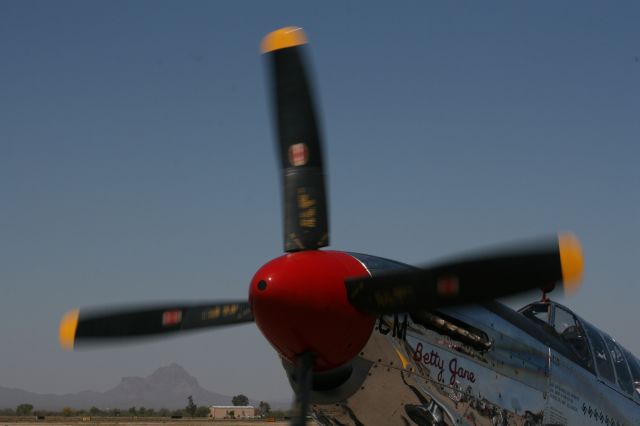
[0,419,311,426]
[0,419,296,426]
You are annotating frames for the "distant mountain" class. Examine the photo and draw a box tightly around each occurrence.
[0,363,288,410]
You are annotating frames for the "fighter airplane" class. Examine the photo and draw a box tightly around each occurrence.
[59,27,640,425]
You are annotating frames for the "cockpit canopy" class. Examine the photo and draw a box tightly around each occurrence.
[520,301,640,399]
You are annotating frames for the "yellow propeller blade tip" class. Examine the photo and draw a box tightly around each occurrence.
[558,233,584,295]
[261,27,307,53]
[59,309,79,350]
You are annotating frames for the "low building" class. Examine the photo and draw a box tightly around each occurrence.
[209,405,255,419]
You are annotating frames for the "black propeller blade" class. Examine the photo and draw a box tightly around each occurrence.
[346,233,583,315]
[262,27,329,252]
[59,301,253,349]
[291,351,314,426]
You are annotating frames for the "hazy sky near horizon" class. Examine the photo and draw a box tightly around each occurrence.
[1,1,639,404]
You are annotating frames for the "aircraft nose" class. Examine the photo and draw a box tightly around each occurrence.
[249,250,375,371]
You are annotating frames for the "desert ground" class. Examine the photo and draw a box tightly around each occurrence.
[0,419,315,426]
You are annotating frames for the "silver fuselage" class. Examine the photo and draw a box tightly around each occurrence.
[285,301,639,425]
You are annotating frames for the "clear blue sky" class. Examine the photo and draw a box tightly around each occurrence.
[1,1,639,404]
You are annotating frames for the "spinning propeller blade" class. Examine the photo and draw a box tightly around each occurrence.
[346,233,583,315]
[59,301,253,349]
[291,352,313,426]
[262,27,329,252]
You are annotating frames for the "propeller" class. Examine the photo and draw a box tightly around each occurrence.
[262,27,329,252]
[291,352,313,426]
[57,26,585,426]
[345,233,583,315]
[59,301,252,349]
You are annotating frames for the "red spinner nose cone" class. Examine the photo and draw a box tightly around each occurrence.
[249,251,375,371]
